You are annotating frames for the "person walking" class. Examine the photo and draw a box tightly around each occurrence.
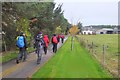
[43,34,49,55]
[34,32,45,64]
[51,34,58,53]
[16,32,27,64]
[57,34,61,43]
[61,33,65,43]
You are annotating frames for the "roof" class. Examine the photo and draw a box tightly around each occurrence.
[82,30,93,32]
[101,28,113,30]
[96,28,113,32]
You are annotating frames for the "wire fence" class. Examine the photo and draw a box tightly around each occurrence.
[76,36,118,78]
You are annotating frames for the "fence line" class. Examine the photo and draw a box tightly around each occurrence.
[76,36,118,78]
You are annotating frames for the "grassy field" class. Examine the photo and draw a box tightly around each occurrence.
[32,37,112,78]
[77,34,118,55]
[77,34,118,77]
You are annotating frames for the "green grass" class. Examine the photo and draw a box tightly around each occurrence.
[32,37,112,78]
[77,34,118,76]
[1,47,34,63]
[77,34,118,55]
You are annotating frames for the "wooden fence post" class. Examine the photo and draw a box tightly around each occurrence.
[72,37,74,50]
[71,37,72,51]
[92,42,93,53]
[71,36,74,51]
[86,40,88,49]
[118,52,120,78]
[102,45,105,66]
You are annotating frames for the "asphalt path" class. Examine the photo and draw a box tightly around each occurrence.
[1,37,68,79]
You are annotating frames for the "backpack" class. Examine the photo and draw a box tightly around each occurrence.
[34,37,45,49]
[35,35,41,41]
[16,36,25,48]
[61,35,64,39]
[53,36,58,44]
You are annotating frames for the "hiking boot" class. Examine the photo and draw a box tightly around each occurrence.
[23,59,27,62]
[37,62,40,64]
[44,53,46,55]
[16,60,19,64]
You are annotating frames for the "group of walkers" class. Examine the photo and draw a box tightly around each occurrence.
[16,32,65,64]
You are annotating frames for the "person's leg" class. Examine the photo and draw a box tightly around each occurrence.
[53,43,55,53]
[23,50,27,61]
[16,50,22,64]
[43,47,45,53]
[55,43,57,53]
[45,47,47,54]
[37,49,40,64]
[19,51,23,60]
[61,38,63,43]
[37,49,42,64]
[58,38,60,42]
[44,47,47,55]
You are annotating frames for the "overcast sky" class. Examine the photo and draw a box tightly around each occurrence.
[54,0,119,26]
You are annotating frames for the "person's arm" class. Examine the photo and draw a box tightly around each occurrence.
[47,38,50,44]
[51,37,53,43]
[16,36,19,47]
[24,37,28,48]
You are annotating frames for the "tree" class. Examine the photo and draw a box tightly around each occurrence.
[2,2,70,51]
[69,25,80,35]
[55,26,62,34]
[77,22,83,33]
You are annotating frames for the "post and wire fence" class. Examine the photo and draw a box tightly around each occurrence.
[76,36,118,78]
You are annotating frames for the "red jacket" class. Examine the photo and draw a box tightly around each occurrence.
[52,36,58,44]
[44,35,49,48]
[61,34,64,39]
[57,34,61,39]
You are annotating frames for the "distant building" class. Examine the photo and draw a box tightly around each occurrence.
[96,28,114,34]
[82,30,93,35]
[81,26,120,35]
[113,27,120,34]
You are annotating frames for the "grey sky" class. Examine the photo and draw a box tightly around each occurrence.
[54,0,119,26]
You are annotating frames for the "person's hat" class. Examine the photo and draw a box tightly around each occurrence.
[39,31,42,34]
[20,32,23,35]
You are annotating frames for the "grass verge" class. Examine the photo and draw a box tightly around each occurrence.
[32,37,112,78]
[1,47,34,63]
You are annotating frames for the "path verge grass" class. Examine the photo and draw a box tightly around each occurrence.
[1,47,34,63]
[77,34,118,77]
[32,37,112,78]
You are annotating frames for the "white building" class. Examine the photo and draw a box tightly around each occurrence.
[96,28,114,34]
[82,30,93,35]
[113,27,120,34]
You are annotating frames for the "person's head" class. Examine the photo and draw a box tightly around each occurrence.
[53,34,56,36]
[38,31,42,36]
[37,31,42,38]
[39,31,42,34]
[20,32,24,36]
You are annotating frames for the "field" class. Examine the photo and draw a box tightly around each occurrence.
[77,34,118,77]
[32,37,112,78]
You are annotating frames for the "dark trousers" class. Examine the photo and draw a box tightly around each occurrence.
[61,38,64,43]
[43,47,47,54]
[57,38,60,42]
[53,43,57,53]
[36,48,42,64]
[17,48,27,61]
